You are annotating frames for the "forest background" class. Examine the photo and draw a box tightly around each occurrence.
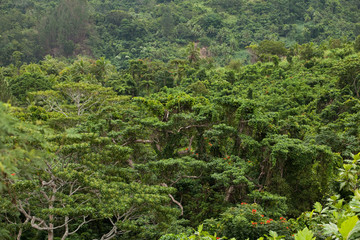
[1,0,360,239]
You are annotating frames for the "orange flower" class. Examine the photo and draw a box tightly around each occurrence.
[266,220,271,224]
[261,215,264,217]
[11,173,15,176]
[252,209,256,214]
[252,222,257,225]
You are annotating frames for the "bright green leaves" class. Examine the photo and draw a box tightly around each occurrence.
[337,153,360,192]
[263,230,285,240]
[294,227,315,240]
[160,224,231,240]
[313,202,323,213]
[323,216,360,240]
[339,216,358,240]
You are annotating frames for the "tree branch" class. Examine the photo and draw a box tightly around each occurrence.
[168,194,184,216]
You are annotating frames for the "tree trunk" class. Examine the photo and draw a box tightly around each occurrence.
[48,183,56,240]
[48,228,54,240]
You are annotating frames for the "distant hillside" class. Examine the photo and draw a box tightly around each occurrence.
[1,0,359,66]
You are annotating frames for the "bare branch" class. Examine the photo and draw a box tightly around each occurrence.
[177,124,208,133]
[168,194,184,216]
[17,218,29,240]
[224,185,234,202]
[68,216,94,236]
[17,201,73,231]
[122,139,152,146]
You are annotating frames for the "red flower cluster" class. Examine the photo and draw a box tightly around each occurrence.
[252,209,257,214]
[241,202,247,205]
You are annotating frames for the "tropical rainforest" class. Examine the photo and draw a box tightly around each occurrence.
[1,0,360,239]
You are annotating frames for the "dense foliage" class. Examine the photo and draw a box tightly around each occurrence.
[1,0,360,239]
[1,34,360,239]
[0,0,360,67]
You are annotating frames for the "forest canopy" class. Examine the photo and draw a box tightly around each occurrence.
[1,0,360,239]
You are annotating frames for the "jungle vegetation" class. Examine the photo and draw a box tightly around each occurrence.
[1,0,360,240]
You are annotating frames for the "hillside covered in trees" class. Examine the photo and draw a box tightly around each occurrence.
[1,35,360,239]
[1,0,360,67]
[1,0,360,240]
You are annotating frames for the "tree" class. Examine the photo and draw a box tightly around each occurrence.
[3,127,176,240]
[32,82,116,117]
[247,40,287,63]
[9,67,53,102]
[186,42,201,64]
[333,54,360,97]
[39,0,90,56]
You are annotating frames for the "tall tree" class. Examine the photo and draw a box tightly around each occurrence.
[39,0,90,56]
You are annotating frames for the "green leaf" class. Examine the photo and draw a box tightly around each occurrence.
[339,216,358,240]
[323,223,339,237]
[294,227,315,240]
[348,220,360,240]
[347,221,360,240]
[198,224,203,234]
[314,202,322,213]
[353,153,360,161]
